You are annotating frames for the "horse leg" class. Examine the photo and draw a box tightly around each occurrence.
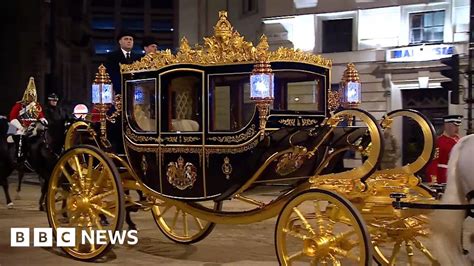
[125,207,137,230]
[15,168,24,200]
[38,181,47,212]
[1,177,13,209]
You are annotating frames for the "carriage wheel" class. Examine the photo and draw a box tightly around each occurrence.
[64,121,97,150]
[46,145,124,261]
[275,189,372,265]
[370,186,438,265]
[151,200,222,244]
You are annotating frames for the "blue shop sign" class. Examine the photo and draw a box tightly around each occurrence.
[386,44,454,62]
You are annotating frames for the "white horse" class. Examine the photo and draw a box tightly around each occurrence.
[431,134,474,265]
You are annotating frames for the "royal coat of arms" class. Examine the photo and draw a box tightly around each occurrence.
[166,156,197,190]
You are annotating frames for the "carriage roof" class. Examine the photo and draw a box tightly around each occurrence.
[120,11,332,74]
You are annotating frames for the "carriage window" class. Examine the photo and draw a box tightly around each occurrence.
[161,71,202,132]
[273,71,324,112]
[126,79,157,132]
[209,74,255,132]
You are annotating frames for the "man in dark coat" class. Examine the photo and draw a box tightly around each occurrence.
[105,31,141,95]
[142,36,158,55]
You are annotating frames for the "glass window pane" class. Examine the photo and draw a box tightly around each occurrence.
[161,72,202,132]
[126,79,157,132]
[411,14,422,28]
[94,41,115,54]
[287,81,319,111]
[411,29,422,43]
[209,74,254,132]
[433,11,445,26]
[92,17,115,30]
[151,19,173,32]
[423,13,433,27]
[122,18,144,31]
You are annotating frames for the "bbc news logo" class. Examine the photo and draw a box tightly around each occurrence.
[11,228,138,247]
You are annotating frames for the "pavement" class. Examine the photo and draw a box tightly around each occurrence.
[0,175,473,265]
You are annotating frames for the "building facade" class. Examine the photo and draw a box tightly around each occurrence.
[179,0,471,167]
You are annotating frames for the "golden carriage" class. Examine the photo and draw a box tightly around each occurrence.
[47,11,439,265]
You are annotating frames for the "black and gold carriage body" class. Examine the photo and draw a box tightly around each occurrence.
[122,60,332,200]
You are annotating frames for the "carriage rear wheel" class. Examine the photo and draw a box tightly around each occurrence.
[275,189,372,266]
[46,145,124,261]
[151,200,222,244]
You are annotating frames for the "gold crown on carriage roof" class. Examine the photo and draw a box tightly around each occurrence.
[21,77,38,104]
[121,11,332,73]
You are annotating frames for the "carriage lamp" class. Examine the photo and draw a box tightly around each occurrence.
[92,64,113,148]
[250,61,274,136]
[340,63,361,109]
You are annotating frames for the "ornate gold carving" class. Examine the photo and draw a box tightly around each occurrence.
[222,157,233,179]
[121,11,332,73]
[301,119,318,127]
[164,136,178,142]
[328,89,341,112]
[205,139,260,161]
[125,127,161,142]
[269,47,332,68]
[208,125,256,143]
[278,119,296,126]
[276,147,307,176]
[183,136,200,143]
[125,142,157,153]
[166,156,197,190]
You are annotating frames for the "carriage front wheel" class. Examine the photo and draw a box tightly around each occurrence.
[275,189,372,265]
[151,200,222,244]
[46,145,125,261]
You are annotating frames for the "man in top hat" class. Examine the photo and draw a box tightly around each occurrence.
[426,114,463,183]
[142,36,158,55]
[105,30,141,94]
[9,77,46,162]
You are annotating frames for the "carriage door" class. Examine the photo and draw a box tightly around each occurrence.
[158,69,206,199]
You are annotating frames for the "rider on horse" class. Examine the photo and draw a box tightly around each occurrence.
[9,77,46,163]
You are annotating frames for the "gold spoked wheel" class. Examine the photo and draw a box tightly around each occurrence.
[151,201,222,244]
[275,189,372,265]
[64,121,97,150]
[46,145,124,261]
[370,185,438,266]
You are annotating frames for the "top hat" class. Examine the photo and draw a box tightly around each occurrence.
[48,93,59,101]
[142,36,158,47]
[116,30,135,41]
[443,115,463,126]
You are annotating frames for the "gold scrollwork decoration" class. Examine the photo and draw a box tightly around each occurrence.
[328,89,341,112]
[301,119,319,126]
[125,128,161,143]
[121,11,331,74]
[276,147,307,176]
[221,157,233,180]
[278,119,296,126]
[183,136,200,143]
[166,156,197,190]
[208,125,256,143]
[141,155,148,175]
[164,136,179,142]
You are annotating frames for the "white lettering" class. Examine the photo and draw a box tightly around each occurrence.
[127,230,138,245]
[108,230,127,245]
[95,230,108,245]
[81,229,95,245]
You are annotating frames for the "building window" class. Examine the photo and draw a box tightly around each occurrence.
[91,17,115,30]
[94,41,116,55]
[410,11,445,44]
[122,18,144,31]
[243,0,258,15]
[151,19,174,32]
[322,19,353,53]
[91,0,114,8]
[121,0,144,8]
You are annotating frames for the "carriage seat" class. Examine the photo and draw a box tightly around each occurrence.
[171,119,199,131]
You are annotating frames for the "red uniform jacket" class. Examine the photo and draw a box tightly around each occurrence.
[425,134,460,183]
[9,102,45,128]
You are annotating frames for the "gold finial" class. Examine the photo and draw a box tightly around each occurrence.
[22,76,38,103]
[255,35,269,62]
[341,63,360,83]
[179,37,191,53]
[213,10,233,39]
[94,64,112,84]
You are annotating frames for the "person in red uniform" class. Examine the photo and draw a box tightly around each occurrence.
[426,115,463,184]
[9,77,46,162]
